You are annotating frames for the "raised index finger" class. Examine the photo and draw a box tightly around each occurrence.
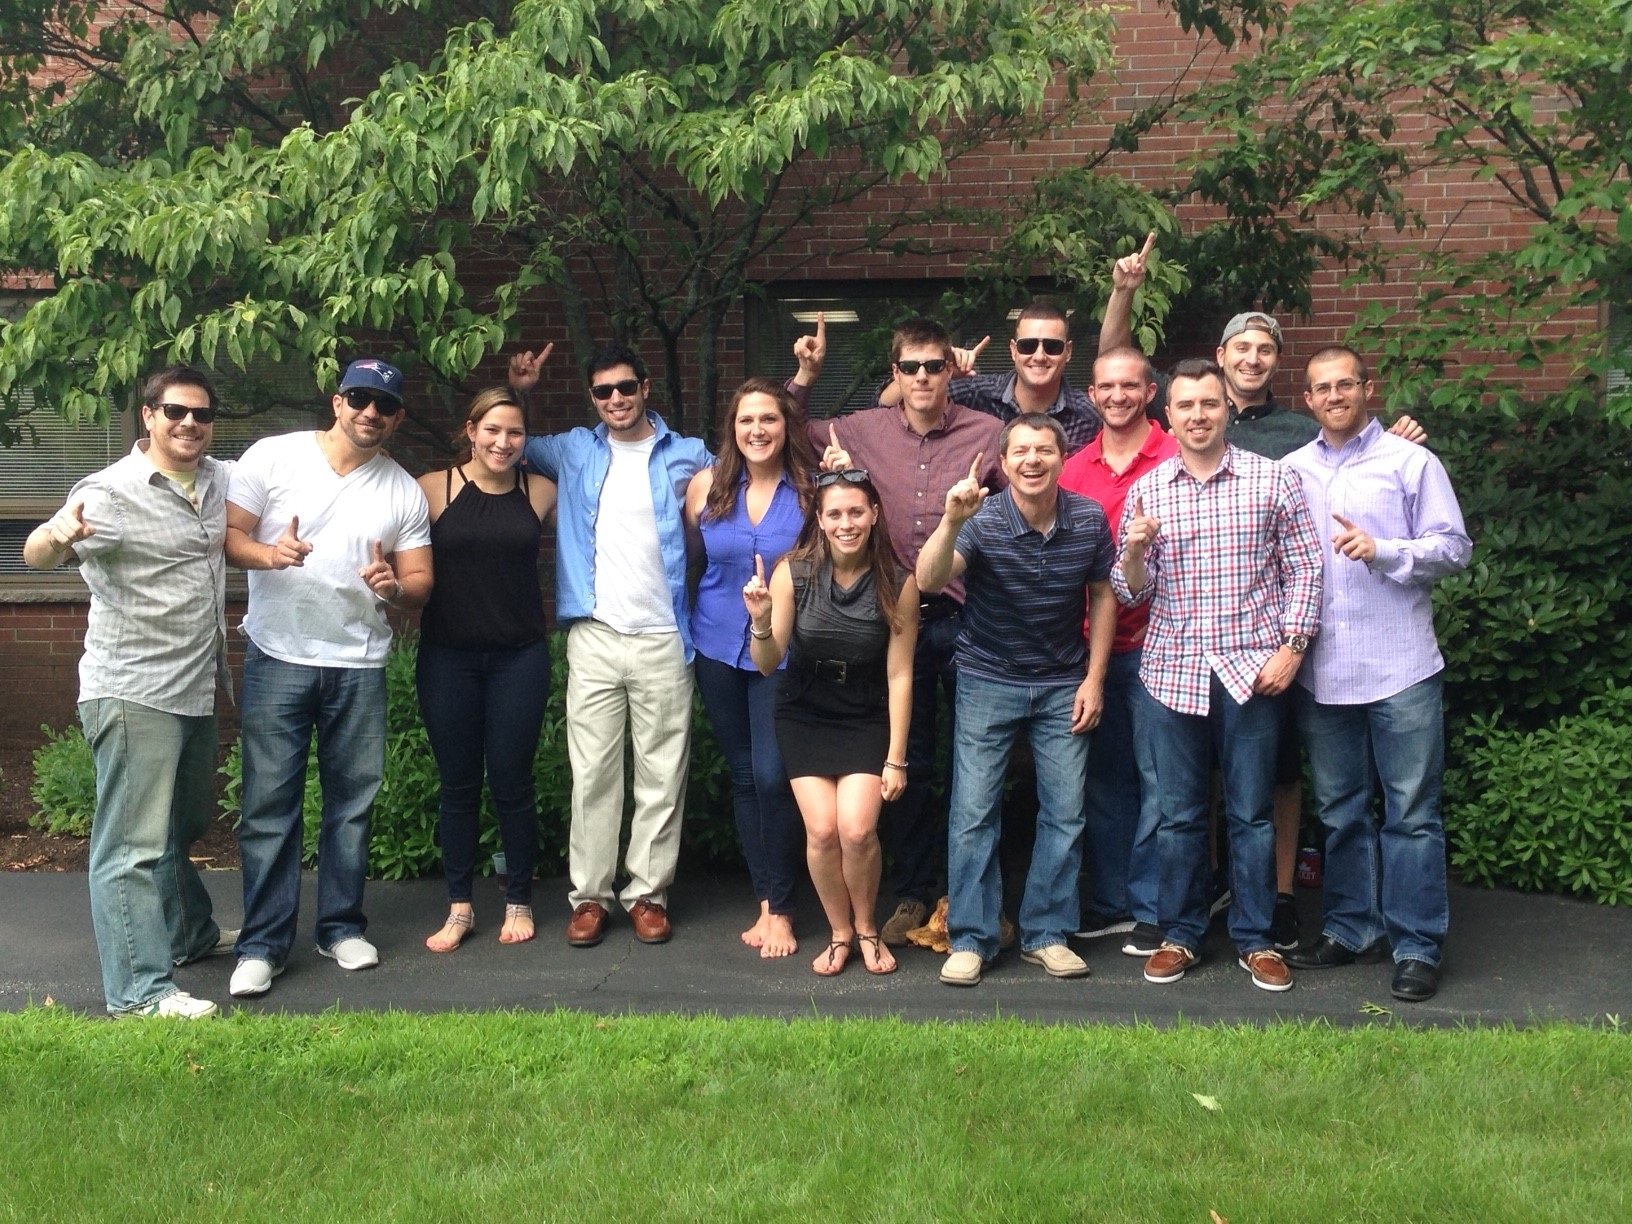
[969,335,991,360]
[815,312,825,344]
[754,552,765,584]
[1134,496,1145,518]
[1137,230,1157,262]
[967,451,983,483]
[828,422,842,452]
[1332,513,1356,532]
[372,539,385,564]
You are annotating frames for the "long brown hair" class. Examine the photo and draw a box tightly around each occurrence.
[703,377,818,523]
[455,386,527,463]
[787,471,904,629]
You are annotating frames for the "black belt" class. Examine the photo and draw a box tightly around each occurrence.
[919,594,962,623]
[798,658,884,686]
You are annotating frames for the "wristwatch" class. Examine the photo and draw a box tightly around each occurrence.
[1283,633,1311,654]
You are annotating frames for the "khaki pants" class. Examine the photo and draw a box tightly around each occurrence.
[565,619,693,910]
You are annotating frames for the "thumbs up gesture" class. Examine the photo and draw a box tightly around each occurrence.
[45,500,95,550]
[1331,513,1376,563]
[741,552,773,629]
[359,538,402,600]
[943,453,990,526]
[1123,496,1161,560]
[270,515,313,569]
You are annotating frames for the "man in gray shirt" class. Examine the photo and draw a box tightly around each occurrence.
[24,365,233,1018]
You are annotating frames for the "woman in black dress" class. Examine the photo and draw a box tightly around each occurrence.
[741,470,918,976]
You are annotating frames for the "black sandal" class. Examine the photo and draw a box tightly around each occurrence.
[813,938,852,977]
[857,933,898,976]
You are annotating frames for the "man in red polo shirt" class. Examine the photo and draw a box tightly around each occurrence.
[1059,346,1176,958]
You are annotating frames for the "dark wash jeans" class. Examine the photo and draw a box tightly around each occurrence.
[416,637,552,905]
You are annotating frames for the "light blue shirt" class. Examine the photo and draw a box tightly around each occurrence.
[524,412,711,661]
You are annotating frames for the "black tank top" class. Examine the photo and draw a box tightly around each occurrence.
[420,467,548,650]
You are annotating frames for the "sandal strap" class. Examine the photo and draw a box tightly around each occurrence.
[445,910,474,929]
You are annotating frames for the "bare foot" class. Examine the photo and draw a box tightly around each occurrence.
[426,906,475,953]
[741,902,771,948]
[498,903,535,945]
[857,932,897,975]
[813,937,853,977]
[759,912,798,959]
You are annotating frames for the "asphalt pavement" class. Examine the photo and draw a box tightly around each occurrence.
[3,870,1629,1026]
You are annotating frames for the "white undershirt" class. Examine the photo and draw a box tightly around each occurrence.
[593,435,675,634]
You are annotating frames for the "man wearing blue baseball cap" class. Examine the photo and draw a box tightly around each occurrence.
[223,358,433,999]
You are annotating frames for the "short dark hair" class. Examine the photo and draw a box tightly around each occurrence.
[999,414,1067,456]
[1015,299,1070,334]
[584,343,648,385]
[140,365,218,412]
[1169,357,1224,385]
[1093,344,1154,387]
[1305,345,1369,383]
[890,317,953,365]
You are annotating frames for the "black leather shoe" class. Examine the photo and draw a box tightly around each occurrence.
[1285,934,1388,969]
[1391,958,1440,1002]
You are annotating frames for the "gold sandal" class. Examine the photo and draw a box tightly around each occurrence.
[425,908,475,953]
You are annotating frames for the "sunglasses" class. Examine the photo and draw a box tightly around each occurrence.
[590,379,643,401]
[343,388,404,415]
[895,359,947,377]
[151,402,218,424]
[1014,337,1067,356]
[816,468,871,488]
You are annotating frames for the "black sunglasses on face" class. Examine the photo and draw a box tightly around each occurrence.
[1014,337,1067,356]
[895,359,948,377]
[816,468,871,488]
[590,379,642,401]
[343,388,404,415]
[151,402,218,424]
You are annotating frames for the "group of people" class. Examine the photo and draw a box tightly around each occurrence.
[31,240,1472,1017]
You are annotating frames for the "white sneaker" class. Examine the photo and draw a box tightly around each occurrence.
[120,991,219,1019]
[940,949,986,987]
[228,958,282,997]
[175,928,239,967]
[1021,943,1091,979]
[319,936,380,971]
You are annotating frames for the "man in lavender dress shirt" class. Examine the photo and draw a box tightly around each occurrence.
[1282,347,1472,1002]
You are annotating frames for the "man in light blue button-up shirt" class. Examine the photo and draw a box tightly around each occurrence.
[514,343,710,947]
[1284,345,1472,1004]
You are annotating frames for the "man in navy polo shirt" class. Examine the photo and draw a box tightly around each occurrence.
[916,415,1116,987]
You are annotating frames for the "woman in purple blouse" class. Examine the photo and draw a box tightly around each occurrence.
[685,378,819,957]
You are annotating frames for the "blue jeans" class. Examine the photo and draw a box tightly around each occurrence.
[416,638,551,906]
[881,608,960,906]
[1082,648,1161,926]
[79,699,220,1014]
[947,674,1088,959]
[1139,676,1278,955]
[1299,675,1448,965]
[236,642,385,964]
[694,655,801,914]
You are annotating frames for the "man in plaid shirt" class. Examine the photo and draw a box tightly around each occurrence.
[1111,358,1322,992]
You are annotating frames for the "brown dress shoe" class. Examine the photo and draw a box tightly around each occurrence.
[629,898,672,944]
[566,901,608,947]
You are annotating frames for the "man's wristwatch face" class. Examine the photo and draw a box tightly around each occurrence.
[1284,634,1311,654]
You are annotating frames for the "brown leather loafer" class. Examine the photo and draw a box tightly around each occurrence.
[629,898,672,944]
[566,901,608,947]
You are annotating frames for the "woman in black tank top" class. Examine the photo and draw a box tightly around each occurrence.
[416,388,556,951]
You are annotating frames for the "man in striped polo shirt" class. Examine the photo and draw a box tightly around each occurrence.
[916,415,1117,987]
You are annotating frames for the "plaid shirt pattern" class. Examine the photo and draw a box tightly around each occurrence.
[1111,445,1322,715]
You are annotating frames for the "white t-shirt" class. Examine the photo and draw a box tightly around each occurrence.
[592,436,675,634]
[229,431,432,667]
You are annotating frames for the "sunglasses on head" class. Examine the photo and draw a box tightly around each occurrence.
[589,378,642,401]
[1014,337,1067,356]
[343,388,404,415]
[151,402,218,424]
[816,468,871,488]
[895,359,947,377]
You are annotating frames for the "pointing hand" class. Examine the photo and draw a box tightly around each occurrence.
[270,515,313,569]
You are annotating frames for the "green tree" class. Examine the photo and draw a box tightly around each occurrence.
[1179,0,1632,420]
[0,0,1265,440]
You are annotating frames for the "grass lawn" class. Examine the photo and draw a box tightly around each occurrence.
[1,1007,1628,1220]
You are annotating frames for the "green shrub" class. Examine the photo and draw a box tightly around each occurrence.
[1445,689,1632,905]
[29,722,97,838]
[1431,400,1632,737]
[219,633,740,882]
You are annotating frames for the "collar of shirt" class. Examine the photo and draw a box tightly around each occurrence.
[1159,442,1243,486]
[999,371,1071,417]
[1081,420,1173,470]
[1229,392,1283,423]
[1313,415,1384,461]
[996,487,1074,541]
